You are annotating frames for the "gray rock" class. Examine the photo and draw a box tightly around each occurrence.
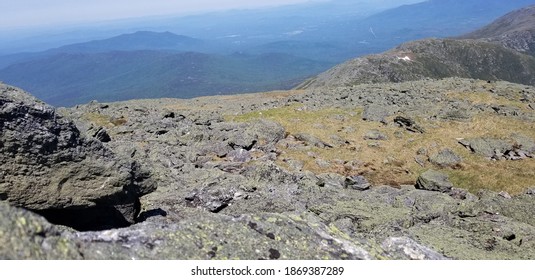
[286,159,304,171]
[394,116,425,133]
[362,105,396,123]
[329,134,349,147]
[185,186,235,213]
[317,173,345,188]
[382,237,449,260]
[294,133,333,148]
[429,148,462,168]
[0,202,82,259]
[0,85,156,230]
[512,134,535,154]
[315,159,331,169]
[459,138,513,159]
[92,127,111,142]
[216,120,285,152]
[499,191,512,199]
[416,170,454,192]
[364,130,388,141]
[345,175,371,191]
[227,149,252,163]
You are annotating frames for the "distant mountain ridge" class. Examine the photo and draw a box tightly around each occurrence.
[460,5,535,55]
[0,31,207,69]
[51,31,205,53]
[302,4,535,89]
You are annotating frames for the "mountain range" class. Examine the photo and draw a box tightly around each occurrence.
[1,0,535,106]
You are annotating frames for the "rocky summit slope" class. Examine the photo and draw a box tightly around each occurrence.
[301,5,535,89]
[1,77,535,259]
[461,5,535,56]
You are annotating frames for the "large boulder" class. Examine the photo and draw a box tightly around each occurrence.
[429,148,462,168]
[415,170,454,193]
[0,84,156,230]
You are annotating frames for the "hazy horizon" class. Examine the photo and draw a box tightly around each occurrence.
[0,0,425,30]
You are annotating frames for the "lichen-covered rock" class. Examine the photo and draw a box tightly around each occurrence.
[429,148,462,168]
[364,130,388,141]
[0,202,82,259]
[0,85,156,230]
[459,138,513,158]
[382,237,449,260]
[416,170,454,192]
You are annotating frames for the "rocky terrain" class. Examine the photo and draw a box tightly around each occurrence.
[2,4,535,261]
[2,76,535,259]
[301,5,535,89]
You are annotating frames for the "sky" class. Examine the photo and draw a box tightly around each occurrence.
[0,0,322,29]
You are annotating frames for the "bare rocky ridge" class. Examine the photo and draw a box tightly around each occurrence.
[0,84,156,230]
[302,38,535,89]
[461,5,535,55]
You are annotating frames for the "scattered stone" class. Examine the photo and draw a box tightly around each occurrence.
[368,142,381,148]
[459,136,535,161]
[329,134,350,147]
[230,120,286,152]
[511,134,535,154]
[316,159,331,169]
[394,116,425,133]
[491,105,520,117]
[317,173,345,188]
[286,159,304,171]
[185,187,235,213]
[414,156,426,167]
[440,108,472,121]
[449,188,477,201]
[459,138,513,159]
[499,191,512,199]
[362,105,395,123]
[92,127,111,142]
[295,133,333,148]
[382,237,449,260]
[416,170,454,192]
[344,176,371,191]
[416,148,428,156]
[364,130,388,141]
[227,149,252,163]
[429,148,462,168]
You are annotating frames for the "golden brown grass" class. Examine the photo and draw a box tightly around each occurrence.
[80,113,128,130]
[227,100,535,195]
[445,90,529,113]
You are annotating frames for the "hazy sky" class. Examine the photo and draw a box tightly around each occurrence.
[0,0,323,29]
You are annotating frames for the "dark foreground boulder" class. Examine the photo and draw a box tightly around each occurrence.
[0,84,156,230]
